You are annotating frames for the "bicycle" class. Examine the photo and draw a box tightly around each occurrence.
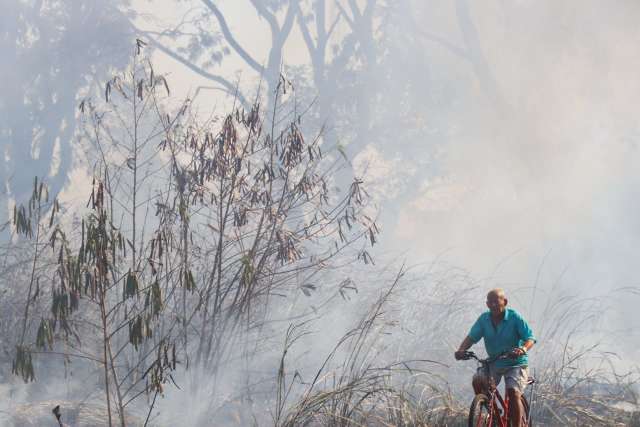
[458,350,535,427]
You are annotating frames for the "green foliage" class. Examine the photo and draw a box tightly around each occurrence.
[12,177,52,238]
[183,268,196,292]
[12,345,35,383]
[123,271,139,300]
[13,205,32,237]
[128,315,153,350]
[144,339,177,395]
[35,318,54,350]
[145,279,163,318]
[50,288,77,337]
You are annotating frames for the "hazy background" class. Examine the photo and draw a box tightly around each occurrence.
[128,0,640,361]
[2,0,640,423]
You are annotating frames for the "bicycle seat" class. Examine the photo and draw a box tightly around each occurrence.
[527,377,535,385]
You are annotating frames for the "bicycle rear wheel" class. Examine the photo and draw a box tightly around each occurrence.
[468,394,495,427]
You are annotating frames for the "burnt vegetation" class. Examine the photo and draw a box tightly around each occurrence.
[6,46,381,426]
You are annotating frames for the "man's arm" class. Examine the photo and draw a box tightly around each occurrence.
[455,316,484,360]
[513,313,536,357]
[454,336,475,360]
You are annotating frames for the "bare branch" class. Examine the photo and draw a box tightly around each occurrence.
[297,10,316,54]
[147,38,250,108]
[278,1,299,45]
[201,0,264,74]
[335,0,354,28]
[348,0,362,20]
[249,0,279,34]
[326,10,341,42]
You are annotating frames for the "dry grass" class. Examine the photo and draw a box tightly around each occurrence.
[268,268,640,427]
[9,400,144,427]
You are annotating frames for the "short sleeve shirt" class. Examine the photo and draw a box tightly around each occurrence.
[468,308,536,368]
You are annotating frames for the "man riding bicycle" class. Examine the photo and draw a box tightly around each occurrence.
[454,288,536,427]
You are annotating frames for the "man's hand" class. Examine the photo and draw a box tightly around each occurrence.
[454,350,467,360]
[510,347,526,358]
[455,336,474,360]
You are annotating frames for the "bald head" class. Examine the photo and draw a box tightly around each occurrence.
[486,288,508,316]
[487,288,506,300]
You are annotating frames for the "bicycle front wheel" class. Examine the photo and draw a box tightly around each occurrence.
[468,394,495,427]
[506,395,532,427]
[522,395,532,427]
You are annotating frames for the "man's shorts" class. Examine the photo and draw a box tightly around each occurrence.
[489,365,529,394]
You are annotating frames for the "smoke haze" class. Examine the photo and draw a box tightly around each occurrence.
[2,0,640,424]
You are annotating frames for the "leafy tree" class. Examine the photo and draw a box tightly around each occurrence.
[12,46,182,427]
[0,0,132,229]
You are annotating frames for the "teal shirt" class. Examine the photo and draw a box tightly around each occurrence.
[468,308,536,368]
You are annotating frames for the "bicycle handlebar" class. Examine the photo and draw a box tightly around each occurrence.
[458,350,518,364]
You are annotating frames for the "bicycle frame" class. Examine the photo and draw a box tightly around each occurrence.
[462,350,531,427]
[484,381,510,427]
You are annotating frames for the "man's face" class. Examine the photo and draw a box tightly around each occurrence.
[486,292,507,315]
